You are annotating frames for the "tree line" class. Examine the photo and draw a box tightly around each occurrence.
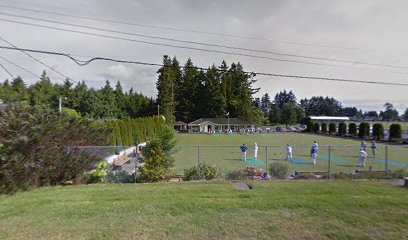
[0,71,155,119]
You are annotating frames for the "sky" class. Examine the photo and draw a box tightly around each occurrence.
[0,0,407,113]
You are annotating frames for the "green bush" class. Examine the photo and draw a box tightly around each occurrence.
[348,123,357,135]
[225,169,247,180]
[321,123,328,133]
[306,121,314,132]
[389,123,402,140]
[269,162,289,179]
[328,123,336,134]
[107,170,135,183]
[372,123,384,140]
[313,122,320,133]
[358,122,370,138]
[138,127,177,182]
[338,122,347,135]
[183,163,219,181]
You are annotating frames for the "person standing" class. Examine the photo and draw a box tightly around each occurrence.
[371,141,377,158]
[310,143,318,165]
[286,144,293,161]
[357,148,368,167]
[360,140,367,151]
[254,142,258,160]
[240,144,248,161]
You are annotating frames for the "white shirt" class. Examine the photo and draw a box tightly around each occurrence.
[286,146,292,153]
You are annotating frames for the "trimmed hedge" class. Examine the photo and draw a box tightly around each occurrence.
[348,123,357,135]
[372,123,384,140]
[306,121,314,132]
[358,122,370,138]
[328,123,336,134]
[389,123,402,140]
[313,122,320,133]
[99,116,167,146]
[338,122,347,135]
[321,123,328,133]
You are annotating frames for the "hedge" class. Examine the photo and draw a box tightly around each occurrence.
[338,122,347,135]
[389,123,402,140]
[372,123,384,140]
[313,122,320,133]
[329,123,336,134]
[100,116,167,146]
[358,122,370,138]
[348,123,357,135]
[321,123,328,133]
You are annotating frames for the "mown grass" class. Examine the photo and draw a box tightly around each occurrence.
[174,133,408,174]
[0,181,407,239]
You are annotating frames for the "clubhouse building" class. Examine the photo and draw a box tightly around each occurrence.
[179,118,256,133]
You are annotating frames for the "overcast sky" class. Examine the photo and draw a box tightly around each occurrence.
[0,0,407,112]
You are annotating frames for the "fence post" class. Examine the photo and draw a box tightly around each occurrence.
[265,146,268,174]
[198,146,201,180]
[385,145,388,171]
[328,145,331,179]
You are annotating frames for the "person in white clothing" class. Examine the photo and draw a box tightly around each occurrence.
[357,148,368,167]
[253,142,258,160]
[286,144,293,161]
[313,141,318,150]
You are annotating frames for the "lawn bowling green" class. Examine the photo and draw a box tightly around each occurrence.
[174,133,408,175]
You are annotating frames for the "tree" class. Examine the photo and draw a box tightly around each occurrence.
[274,90,296,109]
[157,55,178,124]
[379,102,399,121]
[28,71,56,108]
[281,103,297,126]
[403,108,408,121]
[260,93,271,115]
[201,66,226,118]
[300,96,343,116]
[268,104,281,125]
[139,127,177,182]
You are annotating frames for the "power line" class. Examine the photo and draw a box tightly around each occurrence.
[1,12,407,72]
[1,45,407,87]
[0,18,351,69]
[0,3,401,55]
[0,36,70,79]
[0,55,40,78]
[0,61,14,78]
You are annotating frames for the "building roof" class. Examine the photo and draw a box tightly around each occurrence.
[188,118,253,125]
[174,121,187,126]
[309,116,350,121]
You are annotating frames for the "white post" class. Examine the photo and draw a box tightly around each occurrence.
[59,96,62,113]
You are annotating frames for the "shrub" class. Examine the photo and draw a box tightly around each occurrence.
[321,123,328,133]
[225,169,247,180]
[306,121,314,132]
[389,123,402,140]
[107,170,135,183]
[348,123,357,135]
[183,163,219,181]
[313,122,320,133]
[269,162,289,179]
[328,123,336,134]
[243,166,256,177]
[338,122,347,135]
[138,127,177,182]
[0,104,110,194]
[372,123,384,140]
[87,161,109,183]
[358,122,370,138]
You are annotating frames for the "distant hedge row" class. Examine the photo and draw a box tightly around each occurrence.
[98,116,167,146]
[305,121,403,140]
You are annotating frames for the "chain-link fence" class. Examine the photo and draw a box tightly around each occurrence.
[175,145,408,177]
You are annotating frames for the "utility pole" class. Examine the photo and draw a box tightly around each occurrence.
[59,96,62,113]
[158,105,160,116]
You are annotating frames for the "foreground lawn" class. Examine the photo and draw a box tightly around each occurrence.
[0,181,407,239]
[175,133,408,174]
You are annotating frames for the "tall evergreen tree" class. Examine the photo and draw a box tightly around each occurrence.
[157,56,177,124]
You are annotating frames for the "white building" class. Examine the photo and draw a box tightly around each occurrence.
[188,118,256,133]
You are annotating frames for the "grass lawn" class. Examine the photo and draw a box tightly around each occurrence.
[0,181,407,239]
[174,133,408,175]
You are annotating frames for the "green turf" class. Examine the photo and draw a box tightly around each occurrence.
[175,133,408,174]
[0,181,406,240]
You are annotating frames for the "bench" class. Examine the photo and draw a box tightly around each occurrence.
[113,154,131,166]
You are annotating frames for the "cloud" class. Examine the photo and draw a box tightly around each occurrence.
[106,64,135,79]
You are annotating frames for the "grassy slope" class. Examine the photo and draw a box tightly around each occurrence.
[174,133,408,174]
[0,181,407,240]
